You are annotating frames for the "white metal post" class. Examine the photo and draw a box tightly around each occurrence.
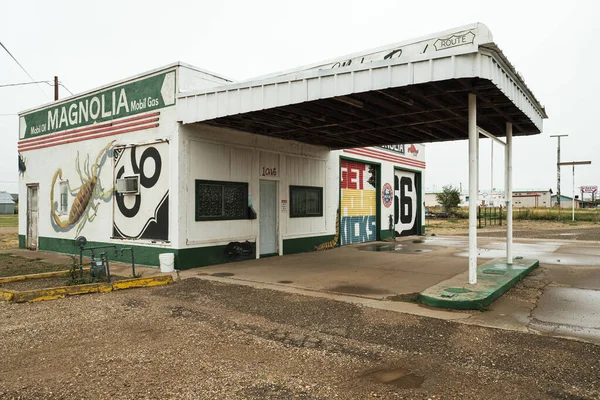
[468,93,478,284]
[491,140,493,205]
[572,165,575,221]
[505,122,513,264]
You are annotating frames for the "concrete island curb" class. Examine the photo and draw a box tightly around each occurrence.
[419,258,539,310]
[0,273,173,303]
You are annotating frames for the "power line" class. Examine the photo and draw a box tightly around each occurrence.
[0,41,49,98]
[59,82,74,96]
[0,79,75,96]
[0,80,52,88]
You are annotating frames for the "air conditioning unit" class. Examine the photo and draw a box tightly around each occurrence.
[116,176,139,194]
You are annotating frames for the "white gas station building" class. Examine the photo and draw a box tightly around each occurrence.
[18,23,546,282]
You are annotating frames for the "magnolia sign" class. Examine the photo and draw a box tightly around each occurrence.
[380,144,405,154]
[20,70,176,139]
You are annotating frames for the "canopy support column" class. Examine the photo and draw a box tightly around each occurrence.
[505,122,513,264]
[468,93,478,284]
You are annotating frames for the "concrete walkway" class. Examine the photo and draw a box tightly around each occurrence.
[180,239,470,299]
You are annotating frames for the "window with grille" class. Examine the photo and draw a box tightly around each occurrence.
[59,181,69,214]
[195,180,248,221]
[290,186,323,218]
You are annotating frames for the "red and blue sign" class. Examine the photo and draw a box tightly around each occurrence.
[382,182,393,208]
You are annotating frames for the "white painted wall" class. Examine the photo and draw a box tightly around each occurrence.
[18,66,181,251]
[18,110,178,249]
[18,60,429,261]
[178,123,332,253]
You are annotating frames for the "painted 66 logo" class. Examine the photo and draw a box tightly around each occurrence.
[113,142,169,240]
[382,182,393,208]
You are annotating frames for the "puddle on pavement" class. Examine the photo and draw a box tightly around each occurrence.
[455,248,600,266]
[530,287,600,342]
[277,280,293,284]
[418,237,468,247]
[328,285,391,295]
[363,367,424,388]
[359,244,399,252]
[358,243,433,254]
[211,272,235,277]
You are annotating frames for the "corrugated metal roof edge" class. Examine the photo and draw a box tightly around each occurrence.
[479,44,548,119]
[176,35,547,122]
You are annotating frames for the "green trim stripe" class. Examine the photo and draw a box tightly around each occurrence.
[283,235,335,255]
[37,236,175,268]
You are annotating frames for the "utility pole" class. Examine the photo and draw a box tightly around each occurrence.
[54,76,59,100]
[558,161,592,221]
[491,140,493,206]
[550,135,568,214]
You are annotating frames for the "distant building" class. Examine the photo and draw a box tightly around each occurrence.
[0,192,15,214]
[549,194,596,209]
[426,188,553,208]
[512,189,553,208]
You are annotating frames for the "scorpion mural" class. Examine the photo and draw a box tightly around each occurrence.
[50,140,115,237]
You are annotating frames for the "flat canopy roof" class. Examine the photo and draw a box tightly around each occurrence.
[178,23,547,149]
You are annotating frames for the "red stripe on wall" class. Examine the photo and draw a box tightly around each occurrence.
[351,147,426,167]
[344,149,425,169]
[344,148,426,168]
[18,117,159,150]
[18,123,160,152]
[18,112,161,145]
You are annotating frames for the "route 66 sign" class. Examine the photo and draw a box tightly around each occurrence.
[113,142,169,240]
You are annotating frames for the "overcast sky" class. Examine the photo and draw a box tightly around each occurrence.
[1,0,598,197]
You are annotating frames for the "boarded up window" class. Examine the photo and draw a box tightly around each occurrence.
[195,180,248,221]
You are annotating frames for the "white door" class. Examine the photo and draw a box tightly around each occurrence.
[259,180,278,256]
[27,184,39,250]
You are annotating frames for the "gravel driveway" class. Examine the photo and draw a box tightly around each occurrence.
[1,278,598,399]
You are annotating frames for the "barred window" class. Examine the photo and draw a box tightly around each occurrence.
[195,180,248,221]
[59,181,69,214]
[290,186,323,218]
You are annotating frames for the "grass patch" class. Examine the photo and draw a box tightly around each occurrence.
[0,215,18,227]
[0,253,69,277]
[0,272,127,291]
[512,208,600,222]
